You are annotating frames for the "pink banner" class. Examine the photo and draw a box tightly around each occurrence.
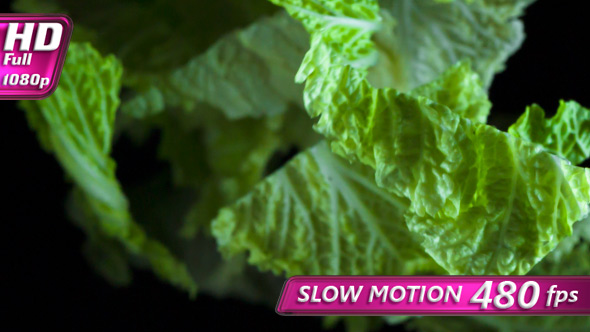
[276,276,590,315]
[0,14,73,99]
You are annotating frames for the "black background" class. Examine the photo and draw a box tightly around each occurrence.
[1,1,589,331]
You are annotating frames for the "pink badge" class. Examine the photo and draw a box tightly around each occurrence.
[0,14,72,100]
[277,276,590,316]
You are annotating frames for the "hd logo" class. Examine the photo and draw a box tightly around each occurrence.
[0,14,72,100]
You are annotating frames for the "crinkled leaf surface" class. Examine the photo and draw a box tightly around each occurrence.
[411,61,492,124]
[509,100,590,165]
[272,0,381,73]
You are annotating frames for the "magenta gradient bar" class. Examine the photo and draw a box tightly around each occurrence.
[0,14,72,99]
[276,276,590,316]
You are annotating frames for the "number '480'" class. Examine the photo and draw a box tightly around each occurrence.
[470,281,540,310]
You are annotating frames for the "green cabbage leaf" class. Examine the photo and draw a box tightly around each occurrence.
[22,43,197,295]
[263,0,590,275]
